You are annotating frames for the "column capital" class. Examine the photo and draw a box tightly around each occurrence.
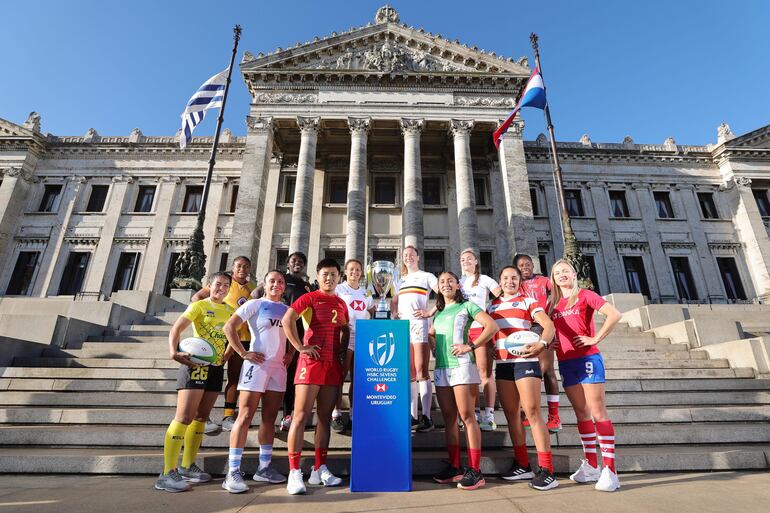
[2,166,38,183]
[348,117,371,134]
[449,119,475,137]
[246,116,274,133]
[297,116,321,134]
[111,175,134,184]
[585,181,606,189]
[400,118,424,135]
[630,182,651,190]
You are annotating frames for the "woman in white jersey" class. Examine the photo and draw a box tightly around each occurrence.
[221,270,292,493]
[391,245,438,433]
[459,248,501,431]
[331,259,375,432]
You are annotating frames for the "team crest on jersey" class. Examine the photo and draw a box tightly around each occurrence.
[237,297,248,306]
[368,332,396,366]
[350,299,366,311]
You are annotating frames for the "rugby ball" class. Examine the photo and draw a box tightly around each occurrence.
[178,337,216,365]
[504,331,540,356]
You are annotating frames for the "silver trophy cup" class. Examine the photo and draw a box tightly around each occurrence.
[367,261,398,320]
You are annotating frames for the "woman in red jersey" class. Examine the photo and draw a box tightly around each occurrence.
[548,259,622,492]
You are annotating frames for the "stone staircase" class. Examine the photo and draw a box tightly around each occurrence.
[2,306,770,475]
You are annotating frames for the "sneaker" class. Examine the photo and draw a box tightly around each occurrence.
[331,415,345,433]
[475,410,481,423]
[479,413,497,432]
[204,417,221,435]
[222,471,248,493]
[595,466,621,492]
[286,468,306,495]
[501,462,534,481]
[433,461,464,484]
[253,465,287,484]
[178,463,211,483]
[457,467,485,490]
[308,464,342,486]
[521,410,531,430]
[415,414,434,433]
[569,459,601,483]
[154,469,191,492]
[458,418,464,430]
[221,415,236,432]
[280,414,292,432]
[411,416,419,430]
[529,468,559,491]
[546,414,562,433]
[346,418,353,433]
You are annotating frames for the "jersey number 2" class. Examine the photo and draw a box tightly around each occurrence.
[331,310,338,324]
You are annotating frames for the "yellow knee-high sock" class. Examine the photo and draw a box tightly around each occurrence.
[181,419,205,469]
[163,420,188,474]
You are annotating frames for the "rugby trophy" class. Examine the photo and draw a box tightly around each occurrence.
[367,260,398,319]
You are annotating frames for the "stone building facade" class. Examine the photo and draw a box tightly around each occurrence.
[1,7,769,303]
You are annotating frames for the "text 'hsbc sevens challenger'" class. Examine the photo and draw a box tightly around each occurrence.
[351,319,411,492]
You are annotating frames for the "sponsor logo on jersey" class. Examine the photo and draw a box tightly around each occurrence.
[350,299,366,311]
[269,318,283,327]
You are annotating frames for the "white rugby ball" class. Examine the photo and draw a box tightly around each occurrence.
[504,331,540,356]
[178,337,216,365]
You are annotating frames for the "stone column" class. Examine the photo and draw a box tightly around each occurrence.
[488,161,511,272]
[587,181,625,293]
[288,116,320,256]
[401,118,424,251]
[345,117,370,263]
[450,119,479,253]
[0,166,37,289]
[229,116,275,267]
[202,175,226,274]
[137,176,179,293]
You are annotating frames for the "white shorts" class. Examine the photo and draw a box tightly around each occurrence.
[434,364,481,387]
[237,361,287,393]
[348,332,356,352]
[408,319,429,345]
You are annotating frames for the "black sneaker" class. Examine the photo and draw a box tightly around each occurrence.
[529,468,559,491]
[415,414,434,433]
[457,467,485,490]
[411,416,419,430]
[331,416,345,433]
[501,462,534,481]
[346,418,353,433]
[433,462,464,484]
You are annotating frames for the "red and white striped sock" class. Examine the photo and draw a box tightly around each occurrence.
[577,419,598,468]
[595,420,616,472]
[546,395,560,417]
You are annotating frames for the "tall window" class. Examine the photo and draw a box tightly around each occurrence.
[218,252,229,272]
[58,252,91,295]
[111,252,141,292]
[670,257,698,301]
[538,254,549,276]
[134,185,156,212]
[86,185,109,212]
[423,250,445,279]
[39,184,63,212]
[585,255,600,295]
[6,251,40,295]
[753,189,770,217]
[716,257,747,301]
[654,191,675,218]
[564,189,585,217]
[474,176,488,207]
[422,177,441,205]
[530,187,539,215]
[480,251,493,277]
[275,249,289,270]
[229,185,239,213]
[326,176,348,204]
[623,256,651,297]
[697,192,719,219]
[182,186,203,213]
[609,190,630,217]
[373,176,397,205]
[282,176,296,204]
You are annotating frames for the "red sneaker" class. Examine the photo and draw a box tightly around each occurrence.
[521,410,531,429]
[546,414,561,433]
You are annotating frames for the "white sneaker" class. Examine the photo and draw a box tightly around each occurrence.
[595,466,621,492]
[221,415,235,432]
[204,417,221,436]
[570,459,601,483]
[479,412,497,431]
[222,471,249,493]
[308,464,342,487]
[286,469,306,495]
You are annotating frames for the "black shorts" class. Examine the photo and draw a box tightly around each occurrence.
[176,364,224,391]
[495,361,542,381]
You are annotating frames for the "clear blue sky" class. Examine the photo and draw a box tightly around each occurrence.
[3,0,768,145]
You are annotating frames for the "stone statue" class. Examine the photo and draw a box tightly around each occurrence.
[23,112,41,132]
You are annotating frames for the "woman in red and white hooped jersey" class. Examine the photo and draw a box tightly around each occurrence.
[488,266,558,491]
[548,259,622,492]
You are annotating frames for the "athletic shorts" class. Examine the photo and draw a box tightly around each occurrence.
[238,361,287,393]
[559,353,606,388]
[295,358,343,387]
[176,364,224,391]
[495,360,542,381]
[408,319,429,345]
[434,364,481,387]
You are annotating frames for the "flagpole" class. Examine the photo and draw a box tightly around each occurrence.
[529,33,594,289]
[172,25,242,290]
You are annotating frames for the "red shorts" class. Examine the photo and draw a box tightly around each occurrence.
[294,357,343,387]
[469,327,492,347]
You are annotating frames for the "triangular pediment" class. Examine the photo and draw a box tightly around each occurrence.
[0,117,35,138]
[241,8,530,76]
[724,124,770,149]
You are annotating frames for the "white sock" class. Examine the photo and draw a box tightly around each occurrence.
[410,381,419,419]
[332,408,341,419]
[546,395,560,405]
[419,380,432,417]
[258,444,272,470]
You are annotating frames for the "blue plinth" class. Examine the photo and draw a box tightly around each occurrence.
[350,319,412,492]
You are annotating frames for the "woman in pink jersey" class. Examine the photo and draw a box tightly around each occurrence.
[548,259,622,492]
[489,266,558,491]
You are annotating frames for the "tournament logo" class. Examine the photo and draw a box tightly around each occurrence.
[368,332,396,366]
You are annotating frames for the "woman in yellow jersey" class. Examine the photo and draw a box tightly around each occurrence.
[192,256,256,432]
[155,272,244,492]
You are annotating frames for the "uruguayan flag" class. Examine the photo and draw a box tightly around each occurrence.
[179,68,228,149]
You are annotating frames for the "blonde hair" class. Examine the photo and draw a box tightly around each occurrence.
[460,248,480,288]
[548,258,581,314]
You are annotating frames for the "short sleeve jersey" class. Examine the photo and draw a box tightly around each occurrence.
[459,274,499,329]
[551,289,607,362]
[432,301,482,369]
[335,282,374,342]
[181,298,234,366]
[282,273,311,306]
[235,299,289,367]
[519,275,551,312]
[395,271,437,320]
[290,290,349,362]
[224,278,257,341]
[488,294,544,363]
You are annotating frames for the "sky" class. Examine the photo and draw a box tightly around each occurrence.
[2,0,769,146]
